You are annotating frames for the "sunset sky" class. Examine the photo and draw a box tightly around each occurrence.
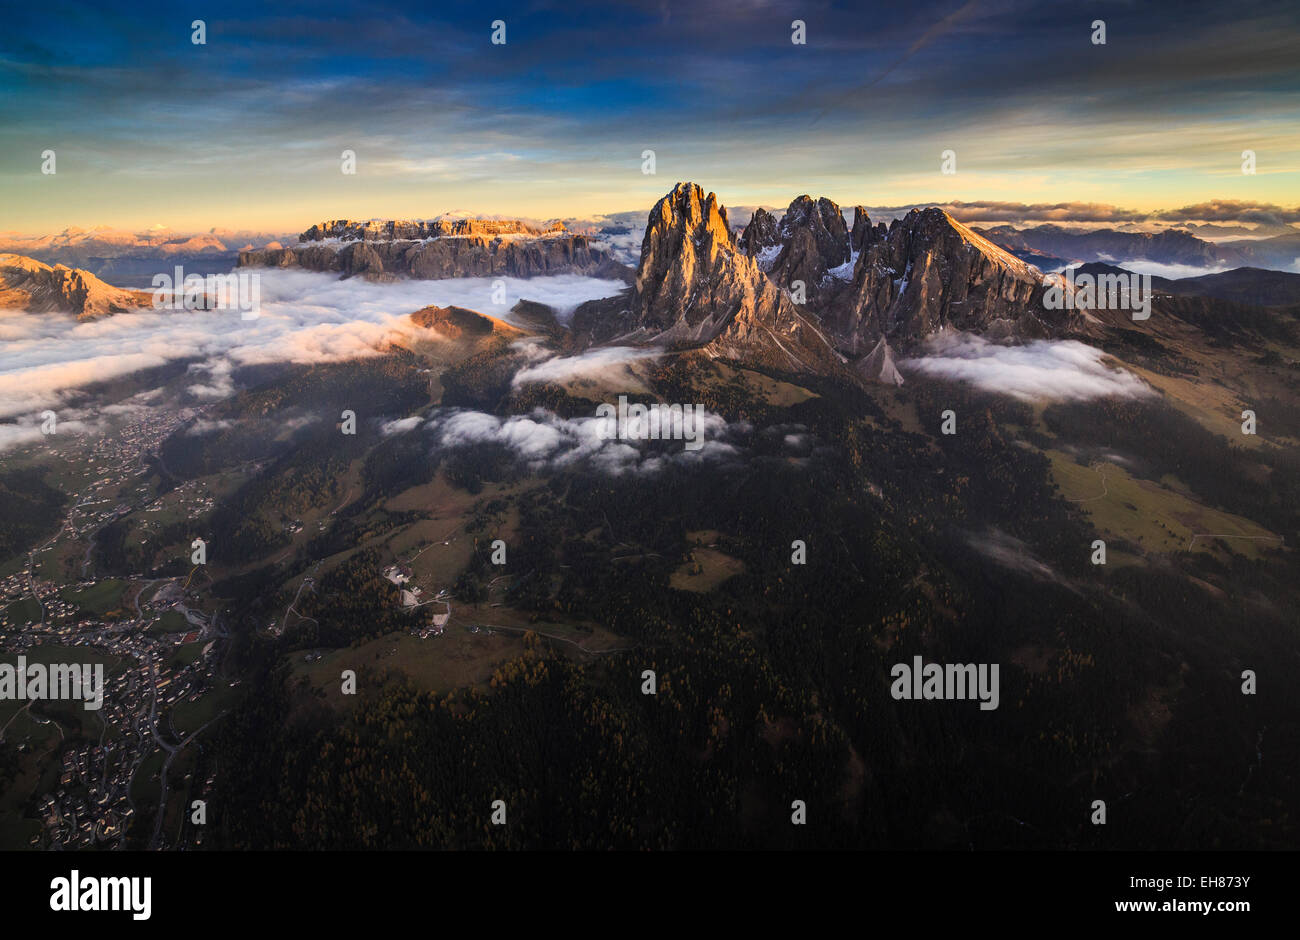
[1,0,1297,233]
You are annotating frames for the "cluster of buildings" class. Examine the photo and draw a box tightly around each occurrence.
[2,406,228,851]
[383,564,425,607]
[143,478,216,519]
[50,410,203,540]
[2,591,221,850]
[0,571,78,629]
[382,564,452,636]
[37,747,136,848]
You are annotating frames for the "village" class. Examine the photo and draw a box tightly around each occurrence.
[0,408,227,850]
[0,567,224,849]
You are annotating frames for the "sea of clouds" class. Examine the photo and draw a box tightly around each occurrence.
[2,269,1157,456]
[0,270,626,446]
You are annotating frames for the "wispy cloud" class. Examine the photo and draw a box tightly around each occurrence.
[964,527,1069,587]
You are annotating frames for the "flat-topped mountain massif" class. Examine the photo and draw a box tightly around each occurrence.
[300,218,568,241]
[238,216,630,281]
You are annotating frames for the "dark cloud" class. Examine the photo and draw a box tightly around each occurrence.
[861,200,1300,228]
[1154,201,1300,226]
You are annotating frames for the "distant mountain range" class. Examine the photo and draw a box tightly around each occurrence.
[0,225,291,255]
[976,223,1300,271]
[0,226,291,287]
[300,218,567,241]
[1072,261,1300,307]
[11,209,1298,294]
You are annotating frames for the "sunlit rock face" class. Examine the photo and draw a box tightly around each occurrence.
[237,217,624,281]
[574,183,845,376]
[743,197,1070,355]
[840,207,1068,350]
[0,253,151,319]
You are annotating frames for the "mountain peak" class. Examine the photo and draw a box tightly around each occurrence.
[633,182,738,333]
[779,195,847,249]
[839,204,1061,348]
[738,207,780,257]
[906,207,1040,279]
[580,184,843,375]
[408,304,525,342]
[652,183,733,243]
[0,253,151,319]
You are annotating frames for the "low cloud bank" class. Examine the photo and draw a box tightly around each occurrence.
[902,333,1151,402]
[510,346,658,388]
[1090,258,1232,281]
[421,407,748,476]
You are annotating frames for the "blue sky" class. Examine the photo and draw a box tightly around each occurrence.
[1,0,1297,232]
